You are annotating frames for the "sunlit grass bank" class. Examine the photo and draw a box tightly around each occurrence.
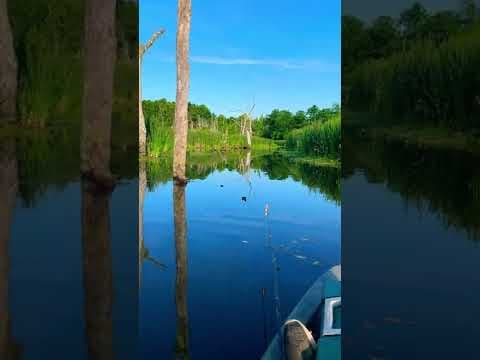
[285,114,341,158]
[147,127,278,157]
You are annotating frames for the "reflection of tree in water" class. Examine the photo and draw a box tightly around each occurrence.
[344,133,480,240]
[252,154,341,204]
[145,152,341,204]
[81,179,114,360]
[173,183,190,359]
[0,140,22,359]
[139,160,166,287]
[80,1,116,358]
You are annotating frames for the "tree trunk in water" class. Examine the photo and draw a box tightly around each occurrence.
[173,183,190,359]
[0,0,17,120]
[81,1,116,358]
[81,0,116,185]
[81,179,114,360]
[139,56,147,156]
[173,0,192,183]
[0,140,18,359]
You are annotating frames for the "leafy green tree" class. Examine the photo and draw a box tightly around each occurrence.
[368,16,399,58]
[399,2,429,41]
[342,15,370,72]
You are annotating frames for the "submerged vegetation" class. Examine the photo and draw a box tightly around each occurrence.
[344,1,480,134]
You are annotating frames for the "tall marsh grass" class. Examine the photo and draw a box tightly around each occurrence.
[346,24,480,130]
[286,115,341,157]
[147,127,277,157]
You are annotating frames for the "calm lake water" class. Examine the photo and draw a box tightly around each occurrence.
[343,133,480,359]
[1,132,138,359]
[139,153,341,359]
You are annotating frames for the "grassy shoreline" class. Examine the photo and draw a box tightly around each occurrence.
[146,127,278,157]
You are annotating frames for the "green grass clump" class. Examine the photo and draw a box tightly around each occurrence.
[286,114,341,158]
[346,24,480,130]
[147,127,278,157]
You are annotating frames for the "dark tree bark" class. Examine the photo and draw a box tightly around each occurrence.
[173,0,192,183]
[81,0,117,186]
[81,1,117,358]
[0,0,18,120]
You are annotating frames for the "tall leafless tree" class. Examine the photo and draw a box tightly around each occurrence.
[173,0,192,183]
[81,0,117,187]
[0,0,18,121]
[139,29,165,157]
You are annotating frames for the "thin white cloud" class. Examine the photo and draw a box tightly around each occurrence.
[157,55,338,72]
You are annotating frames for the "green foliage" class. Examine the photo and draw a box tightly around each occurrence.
[147,127,277,157]
[144,99,340,157]
[286,113,341,158]
[260,105,340,140]
[8,0,137,125]
[344,3,480,131]
[342,3,470,73]
[347,24,480,130]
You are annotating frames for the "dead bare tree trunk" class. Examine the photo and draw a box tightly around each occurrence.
[173,183,190,359]
[139,29,165,157]
[0,140,18,359]
[81,0,117,187]
[81,1,116,359]
[0,0,17,120]
[173,0,192,183]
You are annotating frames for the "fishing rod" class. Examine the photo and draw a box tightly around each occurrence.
[264,203,282,341]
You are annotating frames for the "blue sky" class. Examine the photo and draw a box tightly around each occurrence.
[140,0,340,116]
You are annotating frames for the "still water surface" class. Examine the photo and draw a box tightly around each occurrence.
[343,133,480,359]
[1,133,138,359]
[139,153,341,359]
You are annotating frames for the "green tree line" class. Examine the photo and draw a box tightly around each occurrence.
[343,1,480,131]
[144,98,339,139]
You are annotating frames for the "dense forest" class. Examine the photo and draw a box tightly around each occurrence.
[343,1,480,131]
[143,99,340,157]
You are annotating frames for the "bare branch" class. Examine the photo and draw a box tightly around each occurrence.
[140,28,165,58]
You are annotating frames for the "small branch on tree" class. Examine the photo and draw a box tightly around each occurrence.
[140,29,165,58]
